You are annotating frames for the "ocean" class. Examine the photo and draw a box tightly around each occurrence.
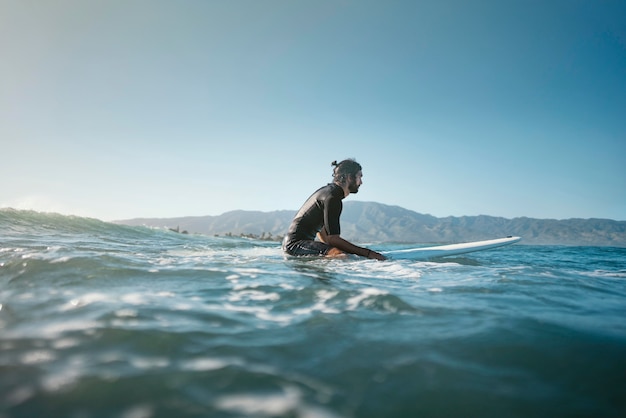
[1,209,625,418]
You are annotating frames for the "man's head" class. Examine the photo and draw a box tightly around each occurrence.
[331,159,363,194]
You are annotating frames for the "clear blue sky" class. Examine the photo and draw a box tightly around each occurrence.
[2,0,625,221]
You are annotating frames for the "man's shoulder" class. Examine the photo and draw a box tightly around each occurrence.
[319,183,343,198]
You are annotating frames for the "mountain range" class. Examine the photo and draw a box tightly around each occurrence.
[115,201,626,247]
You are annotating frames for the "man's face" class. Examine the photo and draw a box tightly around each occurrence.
[348,171,363,194]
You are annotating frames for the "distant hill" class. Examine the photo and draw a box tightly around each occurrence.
[115,201,626,247]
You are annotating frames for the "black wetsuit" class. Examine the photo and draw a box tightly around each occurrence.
[282,183,345,256]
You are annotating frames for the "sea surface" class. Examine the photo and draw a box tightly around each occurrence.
[1,209,625,418]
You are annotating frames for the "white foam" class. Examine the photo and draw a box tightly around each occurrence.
[61,292,110,310]
[228,289,281,303]
[215,385,341,418]
[4,385,35,406]
[121,293,148,305]
[293,289,341,316]
[41,366,82,392]
[130,356,170,369]
[40,319,100,338]
[20,349,56,365]
[120,405,154,418]
[333,258,424,281]
[180,357,232,371]
[115,309,138,318]
[221,303,294,326]
[231,267,267,278]
[346,287,388,311]
[215,386,301,416]
[52,338,81,349]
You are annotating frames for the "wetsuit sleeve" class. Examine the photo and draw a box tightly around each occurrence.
[323,197,342,236]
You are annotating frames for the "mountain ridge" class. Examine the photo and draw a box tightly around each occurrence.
[115,201,626,247]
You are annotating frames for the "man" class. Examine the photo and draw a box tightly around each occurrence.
[282,159,386,260]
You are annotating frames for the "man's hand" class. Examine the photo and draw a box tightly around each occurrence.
[317,230,328,243]
[367,250,387,261]
[323,232,387,261]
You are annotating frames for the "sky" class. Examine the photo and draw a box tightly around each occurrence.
[1,0,625,222]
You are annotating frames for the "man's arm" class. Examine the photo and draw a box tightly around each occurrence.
[318,229,386,260]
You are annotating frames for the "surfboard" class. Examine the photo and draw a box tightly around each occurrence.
[383,236,521,260]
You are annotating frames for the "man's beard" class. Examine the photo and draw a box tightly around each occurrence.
[348,179,360,194]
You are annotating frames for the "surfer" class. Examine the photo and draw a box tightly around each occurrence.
[282,159,386,260]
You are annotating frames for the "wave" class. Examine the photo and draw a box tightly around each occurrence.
[0,208,153,237]
[0,209,280,251]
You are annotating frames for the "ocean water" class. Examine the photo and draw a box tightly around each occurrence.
[1,209,625,418]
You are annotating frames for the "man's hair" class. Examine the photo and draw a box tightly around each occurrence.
[331,159,362,183]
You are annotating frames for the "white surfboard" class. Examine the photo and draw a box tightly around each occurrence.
[384,236,521,260]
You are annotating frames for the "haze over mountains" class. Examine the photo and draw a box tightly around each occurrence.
[116,201,626,247]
